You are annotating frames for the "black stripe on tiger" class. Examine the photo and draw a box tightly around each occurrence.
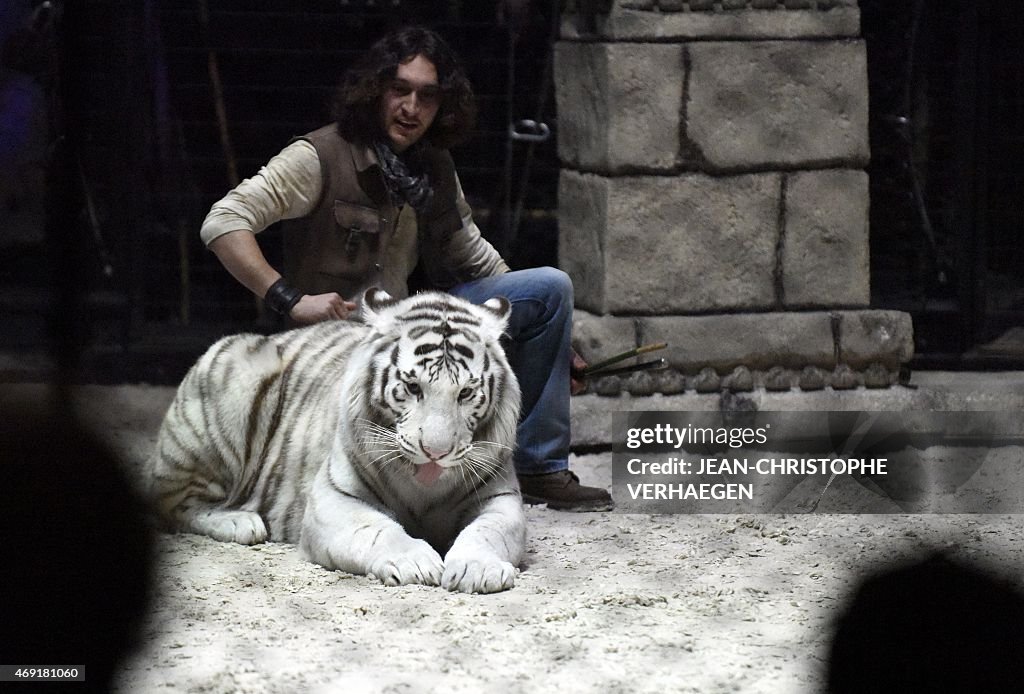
[286,345,349,416]
[443,314,482,327]
[170,383,207,452]
[425,354,468,382]
[401,299,477,315]
[242,368,281,475]
[199,338,245,470]
[371,343,401,413]
[252,359,292,482]
[398,307,477,324]
[257,439,289,520]
[342,447,393,512]
[407,323,479,342]
[172,383,229,481]
[157,424,209,479]
[258,335,355,513]
[450,343,475,361]
[326,461,378,504]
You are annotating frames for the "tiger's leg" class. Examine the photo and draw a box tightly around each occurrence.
[150,451,270,545]
[149,333,281,546]
[442,493,526,594]
[150,445,270,545]
[179,507,268,545]
[299,461,443,586]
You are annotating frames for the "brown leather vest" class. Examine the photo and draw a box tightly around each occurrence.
[282,124,464,300]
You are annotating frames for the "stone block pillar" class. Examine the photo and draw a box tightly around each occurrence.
[556,0,913,393]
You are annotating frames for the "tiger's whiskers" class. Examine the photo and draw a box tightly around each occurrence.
[461,439,511,490]
[355,418,406,468]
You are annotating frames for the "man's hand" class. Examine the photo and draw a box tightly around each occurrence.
[289,293,357,324]
[570,349,588,396]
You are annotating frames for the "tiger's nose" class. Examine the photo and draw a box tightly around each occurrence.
[419,441,453,461]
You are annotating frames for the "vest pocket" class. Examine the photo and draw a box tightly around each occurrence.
[317,200,381,278]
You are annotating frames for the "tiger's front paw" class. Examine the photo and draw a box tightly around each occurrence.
[441,554,516,594]
[368,540,443,587]
[188,509,268,545]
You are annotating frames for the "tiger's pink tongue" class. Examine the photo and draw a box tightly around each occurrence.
[415,461,445,486]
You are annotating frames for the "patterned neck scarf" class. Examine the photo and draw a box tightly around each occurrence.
[372,141,434,214]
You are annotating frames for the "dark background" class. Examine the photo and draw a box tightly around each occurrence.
[861,0,1024,370]
[0,0,1022,383]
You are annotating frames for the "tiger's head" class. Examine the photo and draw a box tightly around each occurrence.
[346,288,521,489]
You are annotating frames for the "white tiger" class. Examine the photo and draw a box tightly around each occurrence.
[149,288,525,594]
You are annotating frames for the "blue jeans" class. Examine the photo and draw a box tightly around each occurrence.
[450,267,572,475]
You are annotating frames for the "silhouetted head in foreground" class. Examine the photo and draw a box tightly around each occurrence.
[828,552,1024,693]
[0,395,154,693]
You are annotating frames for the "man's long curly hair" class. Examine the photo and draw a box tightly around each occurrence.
[332,27,477,150]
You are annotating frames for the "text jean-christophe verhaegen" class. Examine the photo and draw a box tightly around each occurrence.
[611,411,908,511]
[621,421,888,501]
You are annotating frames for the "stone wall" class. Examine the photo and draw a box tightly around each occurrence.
[556,0,914,393]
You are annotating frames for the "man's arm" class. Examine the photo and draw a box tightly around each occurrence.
[200,140,355,323]
[208,230,280,299]
[208,231,355,323]
[444,175,511,279]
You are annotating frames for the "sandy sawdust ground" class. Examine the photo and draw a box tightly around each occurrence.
[15,384,1024,693]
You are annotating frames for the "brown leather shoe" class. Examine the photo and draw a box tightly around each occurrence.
[518,470,614,512]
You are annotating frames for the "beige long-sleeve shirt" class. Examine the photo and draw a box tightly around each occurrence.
[199,140,509,288]
[200,140,323,247]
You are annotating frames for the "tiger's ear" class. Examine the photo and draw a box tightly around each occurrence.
[480,296,511,337]
[481,296,511,320]
[364,287,396,309]
[361,287,397,320]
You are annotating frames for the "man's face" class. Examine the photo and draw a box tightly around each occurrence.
[380,54,441,152]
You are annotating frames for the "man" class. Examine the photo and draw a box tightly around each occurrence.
[200,26,612,511]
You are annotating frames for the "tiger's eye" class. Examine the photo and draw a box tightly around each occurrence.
[407,382,422,396]
[458,387,473,401]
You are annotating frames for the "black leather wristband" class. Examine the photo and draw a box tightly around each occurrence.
[264,278,304,316]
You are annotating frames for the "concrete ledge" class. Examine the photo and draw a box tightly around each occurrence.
[837,310,914,369]
[640,312,834,371]
[571,309,914,374]
[561,5,862,41]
